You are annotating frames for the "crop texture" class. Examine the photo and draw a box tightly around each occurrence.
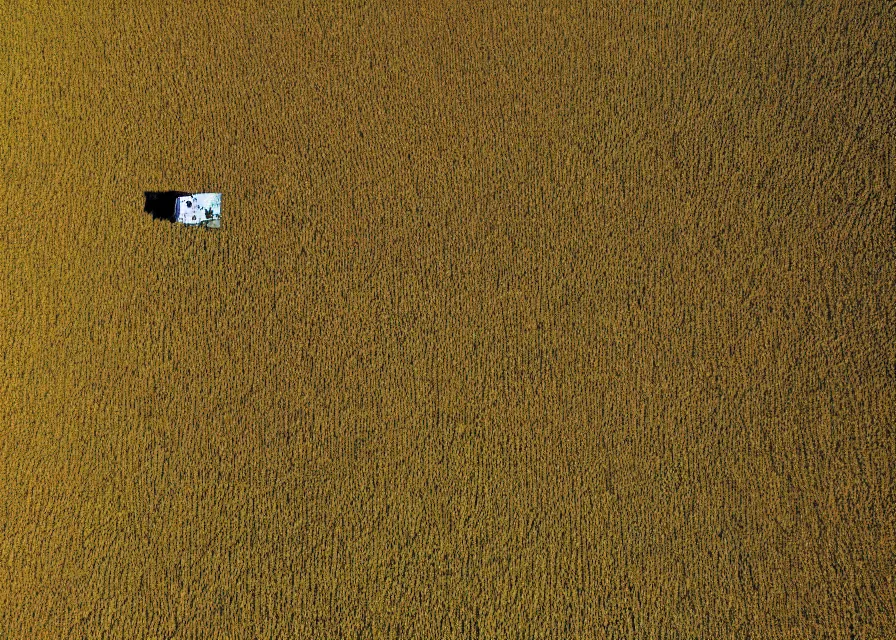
[2,1,895,637]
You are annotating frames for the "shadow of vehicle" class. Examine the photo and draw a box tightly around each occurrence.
[144,191,191,222]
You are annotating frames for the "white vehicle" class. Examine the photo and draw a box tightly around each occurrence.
[175,193,222,229]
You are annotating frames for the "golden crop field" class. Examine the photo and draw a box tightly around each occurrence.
[2,0,895,637]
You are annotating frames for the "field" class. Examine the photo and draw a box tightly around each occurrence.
[2,1,895,637]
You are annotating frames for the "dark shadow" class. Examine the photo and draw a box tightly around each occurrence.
[144,191,191,222]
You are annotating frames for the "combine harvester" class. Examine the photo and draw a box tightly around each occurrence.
[174,192,222,229]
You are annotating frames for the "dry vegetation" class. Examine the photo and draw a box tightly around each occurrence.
[2,0,895,637]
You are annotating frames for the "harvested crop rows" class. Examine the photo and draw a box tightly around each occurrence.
[2,1,895,637]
